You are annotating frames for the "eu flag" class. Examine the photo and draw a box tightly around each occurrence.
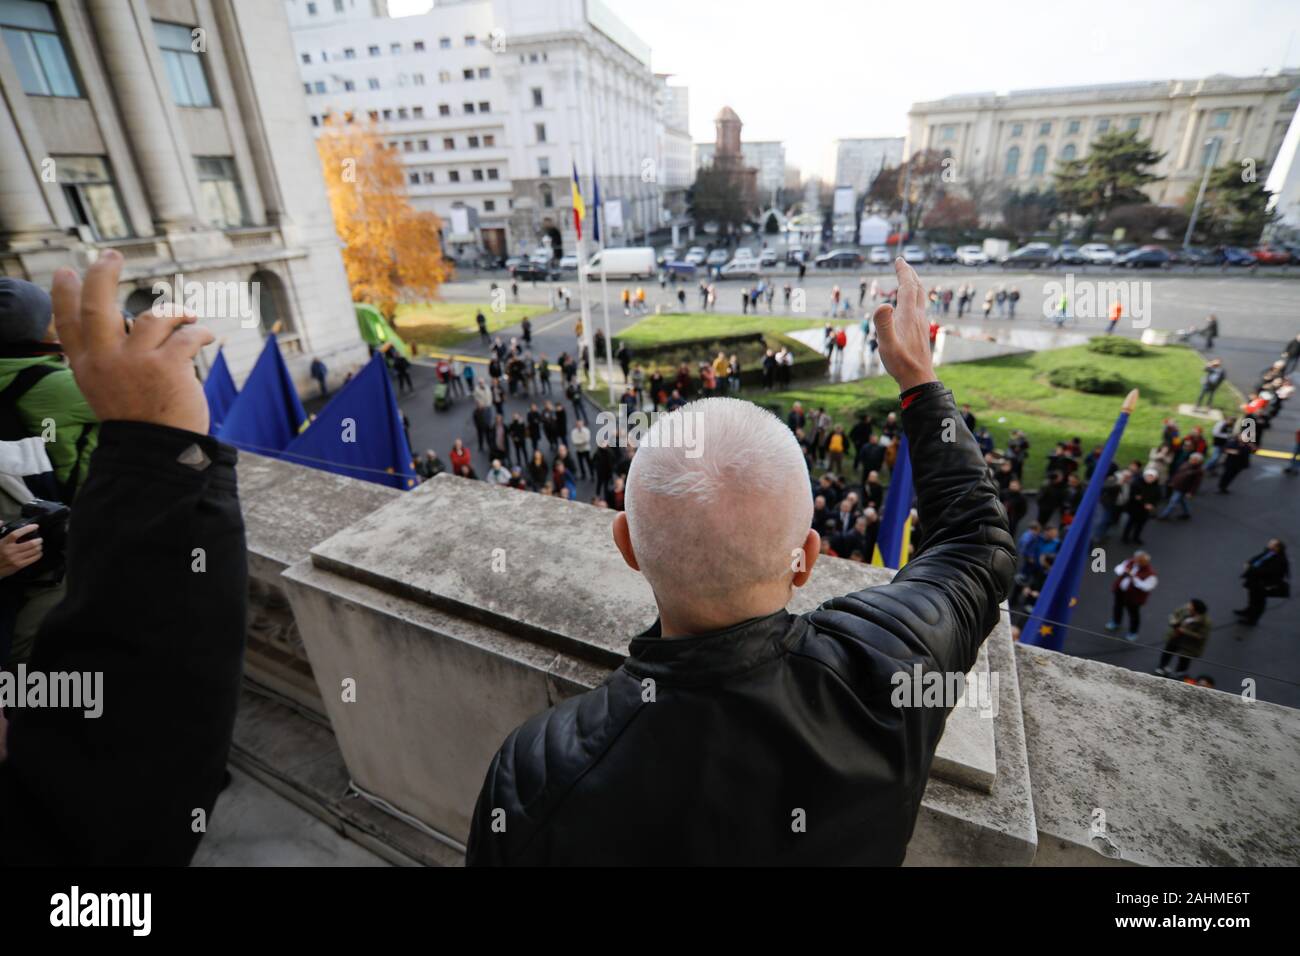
[283,353,417,490]
[1021,390,1139,650]
[216,334,306,454]
[592,170,602,243]
[871,433,914,569]
[203,348,238,435]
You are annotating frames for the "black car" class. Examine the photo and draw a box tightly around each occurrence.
[1000,243,1055,268]
[815,250,864,269]
[512,262,557,281]
[928,244,956,264]
[1172,246,1217,266]
[1117,246,1172,269]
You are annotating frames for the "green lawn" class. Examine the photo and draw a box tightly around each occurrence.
[393,302,549,350]
[757,342,1240,488]
[615,311,846,347]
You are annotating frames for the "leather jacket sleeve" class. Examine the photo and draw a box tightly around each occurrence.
[0,422,246,865]
[808,383,1016,679]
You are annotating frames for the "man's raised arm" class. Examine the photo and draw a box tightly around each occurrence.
[814,258,1015,677]
[0,250,247,865]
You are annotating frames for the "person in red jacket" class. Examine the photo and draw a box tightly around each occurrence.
[1108,551,1159,641]
[448,437,472,475]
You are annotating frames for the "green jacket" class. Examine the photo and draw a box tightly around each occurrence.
[1163,606,1211,658]
[0,354,99,498]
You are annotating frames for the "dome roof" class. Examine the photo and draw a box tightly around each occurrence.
[714,105,741,123]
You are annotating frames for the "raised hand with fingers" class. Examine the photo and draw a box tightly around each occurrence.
[51,250,214,435]
[871,257,937,392]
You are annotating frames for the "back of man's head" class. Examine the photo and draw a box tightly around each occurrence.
[0,278,53,345]
[626,398,812,620]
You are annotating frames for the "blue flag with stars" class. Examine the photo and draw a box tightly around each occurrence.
[1021,390,1138,651]
[216,334,306,454]
[203,348,238,435]
[282,353,417,490]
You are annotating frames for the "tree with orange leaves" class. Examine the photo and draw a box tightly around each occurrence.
[317,119,452,318]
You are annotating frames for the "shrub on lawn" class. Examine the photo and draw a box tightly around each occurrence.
[1047,364,1129,394]
[1086,336,1146,357]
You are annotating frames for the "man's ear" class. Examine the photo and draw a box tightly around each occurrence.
[792,528,819,588]
[612,511,640,571]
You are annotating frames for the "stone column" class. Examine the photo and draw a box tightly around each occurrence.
[85,0,198,229]
[0,98,61,243]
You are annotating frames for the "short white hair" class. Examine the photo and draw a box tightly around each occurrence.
[626,398,812,605]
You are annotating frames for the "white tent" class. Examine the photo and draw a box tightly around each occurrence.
[859,214,890,246]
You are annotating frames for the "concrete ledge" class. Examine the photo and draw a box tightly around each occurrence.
[1017,643,1300,866]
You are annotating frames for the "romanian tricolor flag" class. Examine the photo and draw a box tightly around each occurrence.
[571,162,585,241]
[871,433,914,570]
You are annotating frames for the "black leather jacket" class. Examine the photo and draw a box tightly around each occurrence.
[466,384,1015,865]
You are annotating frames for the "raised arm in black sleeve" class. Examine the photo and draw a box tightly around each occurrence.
[809,381,1016,678]
[0,421,247,865]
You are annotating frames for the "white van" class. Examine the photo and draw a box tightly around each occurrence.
[586,247,657,279]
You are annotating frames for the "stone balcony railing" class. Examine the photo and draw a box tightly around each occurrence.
[234,452,1300,867]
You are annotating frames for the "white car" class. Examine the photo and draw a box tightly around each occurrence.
[731,247,757,262]
[720,260,762,278]
[956,245,989,266]
[705,249,730,266]
[868,246,892,264]
[902,245,928,263]
[684,247,708,265]
[759,248,778,266]
[558,255,578,271]
[528,249,552,264]
[1079,243,1116,265]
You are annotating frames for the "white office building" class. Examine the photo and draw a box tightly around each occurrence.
[834,137,905,195]
[287,0,661,258]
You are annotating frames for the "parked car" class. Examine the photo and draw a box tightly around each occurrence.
[1053,244,1086,265]
[1174,245,1218,266]
[663,260,698,279]
[928,243,956,264]
[869,246,893,264]
[720,260,762,279]
[901,245,928,263]
[730,247,757,263]
[1000,243,1055,268]
[504,256,524,271]
[558,255,578,271]
[759,248,779,266]
[1114,243,1138,257]
[512,262,557,281]
[705,248,730,266]
[529,248,554,265]
[785,248,808,265]
[815,249,864,269]
[1219,246,1257,267]
[684,246,708,265]
[1252,244,1293,265]
[956,245,988,266]
[1117,245,1172,269]
[656,247,680,265]
[1078,243,1116,265]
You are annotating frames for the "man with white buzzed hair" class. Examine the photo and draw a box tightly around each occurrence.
[468,259,1016,866]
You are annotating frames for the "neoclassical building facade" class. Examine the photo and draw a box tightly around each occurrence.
[907,71,1300,205]
[0,0,367,388]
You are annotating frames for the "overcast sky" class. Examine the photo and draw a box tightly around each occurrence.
[390,0,1300,178]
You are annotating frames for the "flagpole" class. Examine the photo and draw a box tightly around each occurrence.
[575,224,596,391]
[1021,388,1140,651]
[587,98,617,406]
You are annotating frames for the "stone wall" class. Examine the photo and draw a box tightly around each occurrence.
[235,454,1300,865]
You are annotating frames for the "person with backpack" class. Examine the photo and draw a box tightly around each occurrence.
[0,279,99,505]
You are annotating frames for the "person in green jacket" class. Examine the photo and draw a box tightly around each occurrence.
[0,278,99,501]
[1155,599,1211,678]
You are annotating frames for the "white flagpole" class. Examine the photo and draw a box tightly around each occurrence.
[575,215,596,390]
[587,115,617,405]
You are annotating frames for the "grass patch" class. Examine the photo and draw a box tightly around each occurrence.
[393,301,549,350]
[758,343,1239,488]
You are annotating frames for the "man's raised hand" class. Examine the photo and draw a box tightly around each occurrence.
[872,257,936,392]
[51,250,214,434]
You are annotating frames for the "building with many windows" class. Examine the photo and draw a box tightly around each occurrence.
[0,0,367,388]
[907,71,1300,205]
[287,0,661,259]
[833,137,905,195]
[654,73,691,222]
